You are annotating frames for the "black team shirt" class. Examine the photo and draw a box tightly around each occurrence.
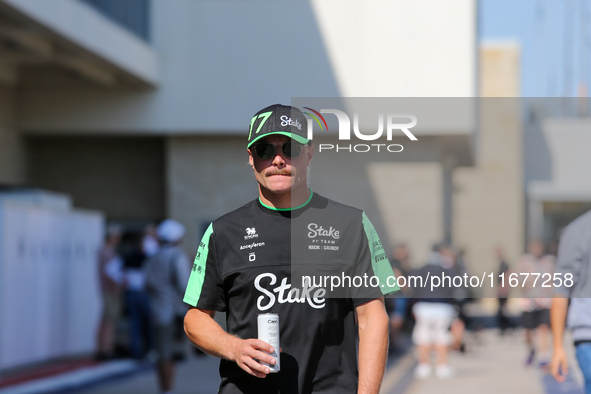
[184,191,398,394]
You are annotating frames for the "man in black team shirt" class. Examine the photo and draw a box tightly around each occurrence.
[183,104,398,394]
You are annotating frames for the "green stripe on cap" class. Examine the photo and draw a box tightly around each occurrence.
[247,132,309,148]
[248,111,273,141]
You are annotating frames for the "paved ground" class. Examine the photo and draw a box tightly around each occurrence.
[381,329,585,394]
[75,329,587,394]
[72,354,220,394]
[2,328,586,394]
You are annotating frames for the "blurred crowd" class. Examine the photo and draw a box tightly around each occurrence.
[385,239,559,380]
[94,221,591,392]
[96,219,194,393]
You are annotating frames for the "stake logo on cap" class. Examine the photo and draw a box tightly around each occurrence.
[247,104,310,148]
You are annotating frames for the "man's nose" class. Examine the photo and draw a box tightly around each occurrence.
[272,146,286,165]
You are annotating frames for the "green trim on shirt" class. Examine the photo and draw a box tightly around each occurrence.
[259,189,314,211]
[362,212,399,295]
[184,223,214,306]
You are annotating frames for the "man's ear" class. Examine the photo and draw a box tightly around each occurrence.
[306,144,314,165]
[247,148,255,169]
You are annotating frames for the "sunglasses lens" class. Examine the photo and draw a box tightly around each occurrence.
[253,141,305,159]
[254,143,275,160]
[283,142,303,159]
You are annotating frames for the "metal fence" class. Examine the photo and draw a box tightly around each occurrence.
[79,0,150,42]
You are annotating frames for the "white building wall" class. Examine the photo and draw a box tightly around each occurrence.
[311,0,476,97]
[528,118,591,199]
[525,116,591,241]
[453,45,524,297]
[367,163,443,266]
[16,0,477,134]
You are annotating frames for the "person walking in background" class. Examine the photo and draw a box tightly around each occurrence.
[517,239,555,368]
[145,219,191,394]
[439,244,467,353]
[387,244,411,354]
[409,245,457,379]
[143,224,160,257]
[495,246,513,335]
[551,210,591,394]
[96,224,123,361]
[391,244,411,276]
[122,231,153,360]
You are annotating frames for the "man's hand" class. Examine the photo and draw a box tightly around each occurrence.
[185,307,278,379]
[551,346,569,382]
[229,338,276,378]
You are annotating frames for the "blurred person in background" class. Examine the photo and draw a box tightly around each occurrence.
[387,244,411,354]
[547,239,559,260]
[409,244,457,379]
[143,223,160,257]
[145,219,191,394]
[517,239,555,368]
[495,246,513,336]
[96,224,123,361]
[439,244,467,353]
[551,210,591,394]
[122,231,153,360]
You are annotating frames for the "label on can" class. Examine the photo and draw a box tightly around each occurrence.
[257,313,280,373]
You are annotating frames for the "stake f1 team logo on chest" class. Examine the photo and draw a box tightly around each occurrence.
[307,223,340,251]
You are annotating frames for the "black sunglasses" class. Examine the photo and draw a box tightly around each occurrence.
[251,141,306,160]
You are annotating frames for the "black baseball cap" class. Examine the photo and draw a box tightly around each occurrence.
[247,104,310,148]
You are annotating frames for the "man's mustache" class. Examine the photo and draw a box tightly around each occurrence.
[266,169,292,176]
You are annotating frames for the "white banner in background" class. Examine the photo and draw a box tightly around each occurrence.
[0,200,103,370]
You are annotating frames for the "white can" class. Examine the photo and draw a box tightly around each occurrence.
[257,313,280,373]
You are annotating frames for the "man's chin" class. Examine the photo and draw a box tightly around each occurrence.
[260,176,308,195]
[264,185,292,195]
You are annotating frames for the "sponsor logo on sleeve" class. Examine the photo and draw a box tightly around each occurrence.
[375,253,388,263]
